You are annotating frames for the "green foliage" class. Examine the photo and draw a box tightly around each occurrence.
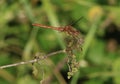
[0,0,120,84]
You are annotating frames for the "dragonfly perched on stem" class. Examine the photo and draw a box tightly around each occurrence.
[32,17,84,79]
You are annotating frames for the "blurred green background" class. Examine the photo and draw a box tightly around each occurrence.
[0,0,120,84]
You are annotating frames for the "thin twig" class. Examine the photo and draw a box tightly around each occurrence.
[0,50,65,69]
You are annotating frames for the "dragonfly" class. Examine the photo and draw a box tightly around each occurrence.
[32,17,83,37]
[32,17,84,79]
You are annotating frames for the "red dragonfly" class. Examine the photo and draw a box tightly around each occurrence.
[32,17,82,36]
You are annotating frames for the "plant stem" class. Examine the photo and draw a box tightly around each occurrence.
[80,14,102,60]
[19,0,39,60]
[42,0,65,49]
[82,17,100,58]
[0,50,65,69]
